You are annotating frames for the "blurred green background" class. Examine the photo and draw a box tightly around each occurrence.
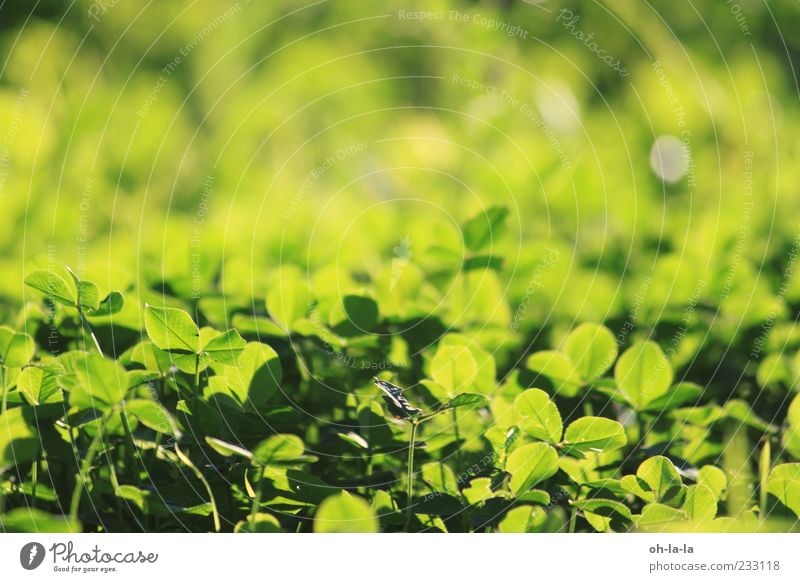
[1,0,799,382]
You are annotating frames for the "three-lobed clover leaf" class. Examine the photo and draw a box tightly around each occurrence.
[143,304,245,372]
[25,268,124,316]
[621,456,685,506]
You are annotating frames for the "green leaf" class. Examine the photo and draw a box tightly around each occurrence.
[144,304,200,353]
[642,382,702,412]
[766,463,800,518]
[440,334,496,395]
[756,353,790,387]
[697,465,727,500]
[581,478,628,496]
[517,489,550,505]
[125,399,179,436]
[202,328,246,365]
[525,351,582,397]
[498,505,547,533]
[422,462,459,495]
[563,323,618,381]
[637,503,687,528]
[0,508,80,533]
[313,491,378,533]
[337,431,368,449]
[462,205,509,252]
[513,388,562,444]
[563,416,627,454]
[0,326,35,367]
[205,437,253,460]
[0,407,39,467]
[17,367,60,406]
[329,295,379,336]
[66,268,101,310]
[430,345,478,396]
[70,353,128,410]
[253,434,304,466]
[235,513,282,533]
[25,270,76,306]
[614,340,673,410]
[130,341,173,374]
[231,313,287,338]
[215,342,282,409]
[789,393,800,427]
[783,394,800,460]
[462,477,494,504]
[573,498,632,532]
[440,392,487,411]
[683,484,717,521]
[267,277,311,333]
[506,442,559,495]
[623,456,684,505]
[723,399,778,433]
[86,291,124,317]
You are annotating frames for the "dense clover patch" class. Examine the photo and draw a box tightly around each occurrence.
[0,257,797,534]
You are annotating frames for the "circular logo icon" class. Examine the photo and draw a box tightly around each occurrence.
[20,542,46,570]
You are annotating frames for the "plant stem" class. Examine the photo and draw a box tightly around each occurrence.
[451,408,462,474]
[405,419,419,531]
[568,505,578,533]
[568,485,582,533]
[294,341,311,382]
[193,352,201,402]
[78,308,104,355]
[0,365,7,415]
[249,466,266,526]
[759,438,771,521]
[69,415,108,524]
[119,409,140,485]
[175,444,220,532]
[364,446,374,497]
[31,451,39,508]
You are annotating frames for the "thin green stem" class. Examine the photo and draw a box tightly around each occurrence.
[78,308,103,355]
[193,352,201,402]
[249,466,266,527]
[365,446,374,490]
[568,505,578,533]
[451,408,462,475]
[405,419,419,531]
[31,451,39,508]
[69,414,108,524]
[175,444,220,532]
[119,409,140,485]
[568,485,582,534]
[635,413,649,451]
[759,438,771,521]
[0,365,8,415]
[295,341,311,382]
